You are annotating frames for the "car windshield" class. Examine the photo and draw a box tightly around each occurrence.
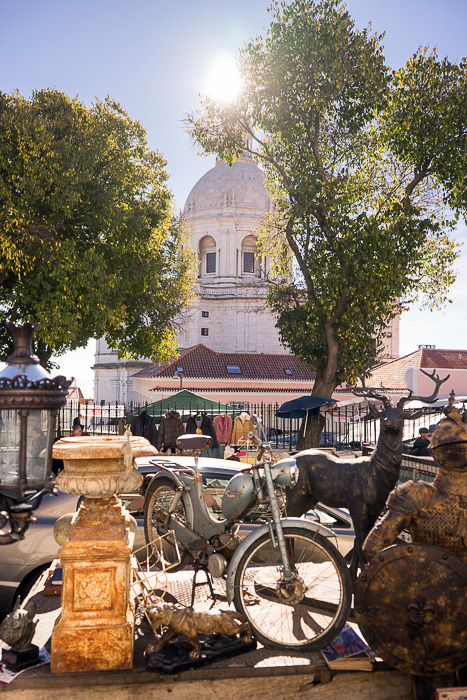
[313,506,351,529]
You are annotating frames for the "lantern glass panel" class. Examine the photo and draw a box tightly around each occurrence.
[27,409,53,485]
[0,409,20,487]
[0,408,53,494]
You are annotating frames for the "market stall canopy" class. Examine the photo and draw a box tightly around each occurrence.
[126,390,230,423]
[276,395,337,419]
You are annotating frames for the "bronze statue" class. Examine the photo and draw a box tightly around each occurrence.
[356,392,467,698]
[286,370,448,575]
[146,602,252,659]
[0,600,38,652]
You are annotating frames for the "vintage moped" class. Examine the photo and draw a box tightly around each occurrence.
[143,423,351,651]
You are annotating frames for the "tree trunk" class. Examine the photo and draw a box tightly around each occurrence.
[308,372,338,448]
[309,412,325,448]
[297,410,326,450]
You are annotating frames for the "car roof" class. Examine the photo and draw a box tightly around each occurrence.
[135,455,245,477]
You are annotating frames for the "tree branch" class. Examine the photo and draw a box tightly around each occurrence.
[284,218,319,306]
[402,160,431,215]
[306,112,328,186]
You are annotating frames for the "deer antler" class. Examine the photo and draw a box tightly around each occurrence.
[352,374,391,409]
[398,369,450,408]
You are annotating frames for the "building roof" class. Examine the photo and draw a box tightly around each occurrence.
[184,155,270,216]
[363,348,467,391]
[419,348,467,370]
[363,350,422,390]
[67,385,85,402]
[133,344,316,382]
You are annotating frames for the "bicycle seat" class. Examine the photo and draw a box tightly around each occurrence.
[177,434,212,452]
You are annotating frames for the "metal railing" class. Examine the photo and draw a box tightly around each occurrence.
[58,399,447,455]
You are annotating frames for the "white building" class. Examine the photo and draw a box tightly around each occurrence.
[177,151,285,354]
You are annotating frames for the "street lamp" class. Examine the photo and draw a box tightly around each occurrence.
[173,370,184,390]
[0,322,72,544]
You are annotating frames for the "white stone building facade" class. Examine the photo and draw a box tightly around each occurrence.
[177,152,285,354]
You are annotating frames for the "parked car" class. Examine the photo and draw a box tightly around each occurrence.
[0,454,355,614]
[0,490,80,614]
[305,504,354,559]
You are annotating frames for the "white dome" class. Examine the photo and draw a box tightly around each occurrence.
[184,155,271,216]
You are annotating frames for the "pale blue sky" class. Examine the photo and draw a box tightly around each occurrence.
[1,0,466,396]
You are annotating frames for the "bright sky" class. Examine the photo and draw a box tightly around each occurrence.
[1,0,466,397]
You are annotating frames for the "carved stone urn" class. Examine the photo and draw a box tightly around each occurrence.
[50,434,156,674]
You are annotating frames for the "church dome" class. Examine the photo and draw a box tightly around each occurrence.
[184,155,271,216]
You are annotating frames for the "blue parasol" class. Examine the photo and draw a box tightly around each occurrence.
[276,395,337,419]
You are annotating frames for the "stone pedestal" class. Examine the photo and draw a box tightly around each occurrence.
[50,435,156,674]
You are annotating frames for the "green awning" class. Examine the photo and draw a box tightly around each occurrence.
[126,390,233,423]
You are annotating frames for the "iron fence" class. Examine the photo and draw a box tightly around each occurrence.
[58,399,447,453]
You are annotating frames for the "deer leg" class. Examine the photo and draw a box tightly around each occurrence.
[349,502,369,579]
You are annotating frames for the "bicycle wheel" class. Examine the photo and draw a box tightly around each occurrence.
[233,526,351,651]
[143,477,191,572]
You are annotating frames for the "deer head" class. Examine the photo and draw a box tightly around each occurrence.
[353,378,405,436]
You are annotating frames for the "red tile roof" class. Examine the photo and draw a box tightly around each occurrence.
[133,344,316,381]
[420,349,467,370]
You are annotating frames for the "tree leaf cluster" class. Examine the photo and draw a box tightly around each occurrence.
[0,89,195,366]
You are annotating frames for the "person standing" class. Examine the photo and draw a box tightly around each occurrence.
[411,427,431,456]
[73,413,84,430]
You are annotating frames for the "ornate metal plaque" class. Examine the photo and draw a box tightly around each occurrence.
[355,543,467,675]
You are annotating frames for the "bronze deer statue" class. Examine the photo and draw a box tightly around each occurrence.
[286,369,449,577]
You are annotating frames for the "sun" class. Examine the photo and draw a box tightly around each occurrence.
[205,55,243,103]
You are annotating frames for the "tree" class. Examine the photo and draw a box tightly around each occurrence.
[0,89,195,366]
[186,0,466,445]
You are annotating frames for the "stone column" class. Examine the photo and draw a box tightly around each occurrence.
[50,434,156,673]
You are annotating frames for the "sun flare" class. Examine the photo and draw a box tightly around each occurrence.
[205,55,243,103]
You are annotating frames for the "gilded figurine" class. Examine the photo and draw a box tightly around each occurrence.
[146,602,252,659]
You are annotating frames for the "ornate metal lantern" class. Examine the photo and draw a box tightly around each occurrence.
[0,322,72,544]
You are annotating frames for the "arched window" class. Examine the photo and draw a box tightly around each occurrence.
[241,235,258,276]
[198,235,217,277]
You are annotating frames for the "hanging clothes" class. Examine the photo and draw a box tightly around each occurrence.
[130,410,158,447]
[156,410,185,452]
[185,412,218,448]
[212,414,233,445]
[230,412,257,446]
[203,444,225,459]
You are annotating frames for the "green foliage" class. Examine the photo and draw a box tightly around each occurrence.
[386,49,467,211]
[186,0,463,400]
[0,89,195,366]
